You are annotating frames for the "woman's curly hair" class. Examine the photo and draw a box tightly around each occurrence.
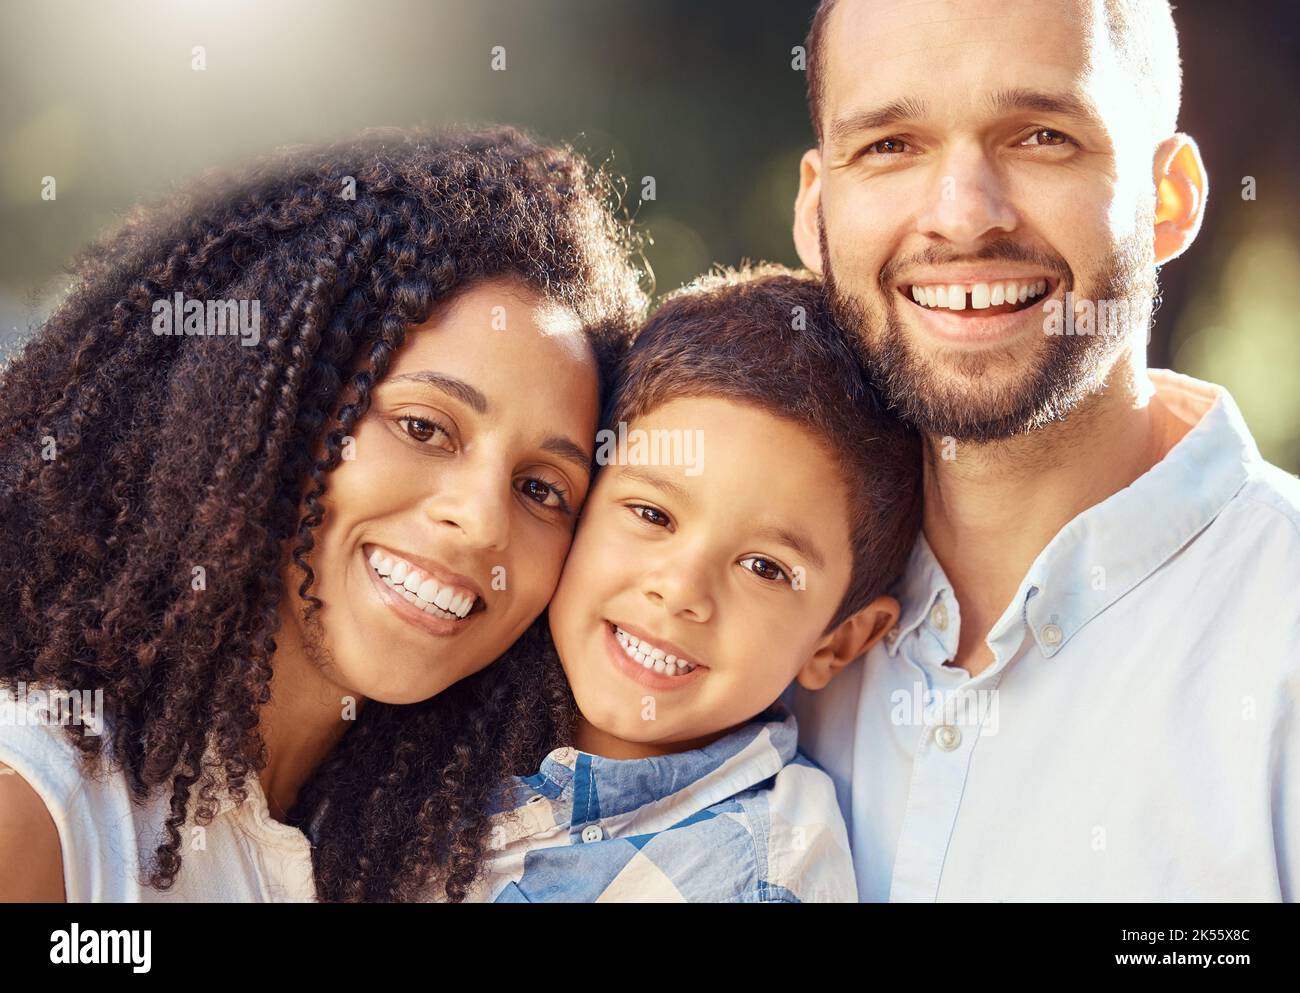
[0,124,646,901]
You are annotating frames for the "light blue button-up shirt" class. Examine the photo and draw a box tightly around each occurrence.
[442,701,858,902]
[787,370,1300,901]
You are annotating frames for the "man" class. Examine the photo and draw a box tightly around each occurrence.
[785,0,1300,901]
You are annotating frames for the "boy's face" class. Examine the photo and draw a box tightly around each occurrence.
[549,396,855,750]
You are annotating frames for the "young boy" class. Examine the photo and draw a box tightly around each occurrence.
[467,265,921,902]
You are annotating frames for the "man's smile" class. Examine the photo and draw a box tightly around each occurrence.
[893,271,1064,346]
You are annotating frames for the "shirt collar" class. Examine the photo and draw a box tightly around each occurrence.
[499,700,798,838]
[887,371,1259,662]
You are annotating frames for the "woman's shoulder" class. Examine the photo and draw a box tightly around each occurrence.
[0,682,142,901]
[0,759,67,900]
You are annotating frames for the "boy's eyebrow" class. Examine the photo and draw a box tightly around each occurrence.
[752,523,825,572]
[827,87,1100,147]
[618,466,691,504]
[383,369,592,475]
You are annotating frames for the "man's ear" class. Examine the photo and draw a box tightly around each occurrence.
[797,595,900,691]
[1152,133,1208,264]
[793,148,825,274]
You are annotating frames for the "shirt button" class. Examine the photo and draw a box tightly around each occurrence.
[930,602,949,632]
[934,725,961,751]
[1041,623,1063,647]
[580,824,604,843]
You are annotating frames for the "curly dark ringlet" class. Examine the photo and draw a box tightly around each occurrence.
[0,124,647,901]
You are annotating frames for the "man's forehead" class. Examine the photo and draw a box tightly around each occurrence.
[822,0,1105,125]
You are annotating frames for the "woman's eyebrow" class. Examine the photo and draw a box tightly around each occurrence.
[385,370,488,413]
[384,369,590,474]
[541,436,594,476]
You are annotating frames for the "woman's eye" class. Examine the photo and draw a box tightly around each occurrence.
[630,505,672,529]
[1022,128,1072,147]
[398,415,453,448]
[518,477,570,512]
[739,556,790,584]
[865,137,909,155]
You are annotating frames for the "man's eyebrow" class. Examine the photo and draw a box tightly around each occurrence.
[827,96,929,146]
[384,371,488,414]
[827,88,1101,147]
[753,523,826,572]
[984,87,1102,126]
[618,466,692,504]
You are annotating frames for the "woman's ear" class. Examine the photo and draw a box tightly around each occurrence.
[797,595,900,691]
[1152,133,1208,264]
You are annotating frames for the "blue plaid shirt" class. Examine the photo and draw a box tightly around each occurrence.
[448,701,857,902]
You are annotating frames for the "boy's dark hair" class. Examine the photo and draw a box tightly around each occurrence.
[608,264,921,631]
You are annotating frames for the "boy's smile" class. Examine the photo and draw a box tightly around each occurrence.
[603,620,709,691]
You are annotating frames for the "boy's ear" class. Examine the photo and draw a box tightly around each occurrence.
[797,595,900,691]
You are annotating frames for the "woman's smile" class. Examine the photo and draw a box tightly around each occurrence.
[361,542,486,639]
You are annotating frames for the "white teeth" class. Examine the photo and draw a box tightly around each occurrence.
[367,548,478,621]
[909,279,1049,310]
[613,626,697,675]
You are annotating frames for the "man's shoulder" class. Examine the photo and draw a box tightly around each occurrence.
[1233,459,1300,539]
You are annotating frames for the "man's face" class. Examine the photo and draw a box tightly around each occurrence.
[799,0,1160,442]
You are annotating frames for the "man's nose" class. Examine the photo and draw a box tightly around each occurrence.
[916,141,1018,247]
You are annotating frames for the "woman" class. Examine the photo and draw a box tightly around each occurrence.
[0,125,645,901]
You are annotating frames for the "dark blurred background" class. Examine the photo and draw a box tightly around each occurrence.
[1,0,1297,468]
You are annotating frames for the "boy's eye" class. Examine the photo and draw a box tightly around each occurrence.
[398,415,454,449]
[739,556,790,584]
[518,477,571,513]
[629,504,672,529]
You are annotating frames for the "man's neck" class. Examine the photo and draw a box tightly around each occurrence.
[923,352,1183,676]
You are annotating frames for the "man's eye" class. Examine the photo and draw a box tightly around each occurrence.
[518,477,570,512]
[866,137,909,155]
[1022,128,1072,147]
[739,556,790,584]
[630,505,672,528]
[399,416,452,447]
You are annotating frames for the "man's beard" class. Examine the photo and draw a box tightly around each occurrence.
[820,215,1157,443]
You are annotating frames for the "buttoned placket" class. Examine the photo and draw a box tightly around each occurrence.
[886,584,1022,902]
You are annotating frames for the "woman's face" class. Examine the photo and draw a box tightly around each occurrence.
[284,277,601,704]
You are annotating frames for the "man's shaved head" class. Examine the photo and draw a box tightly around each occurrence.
[806,0,1182,148]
